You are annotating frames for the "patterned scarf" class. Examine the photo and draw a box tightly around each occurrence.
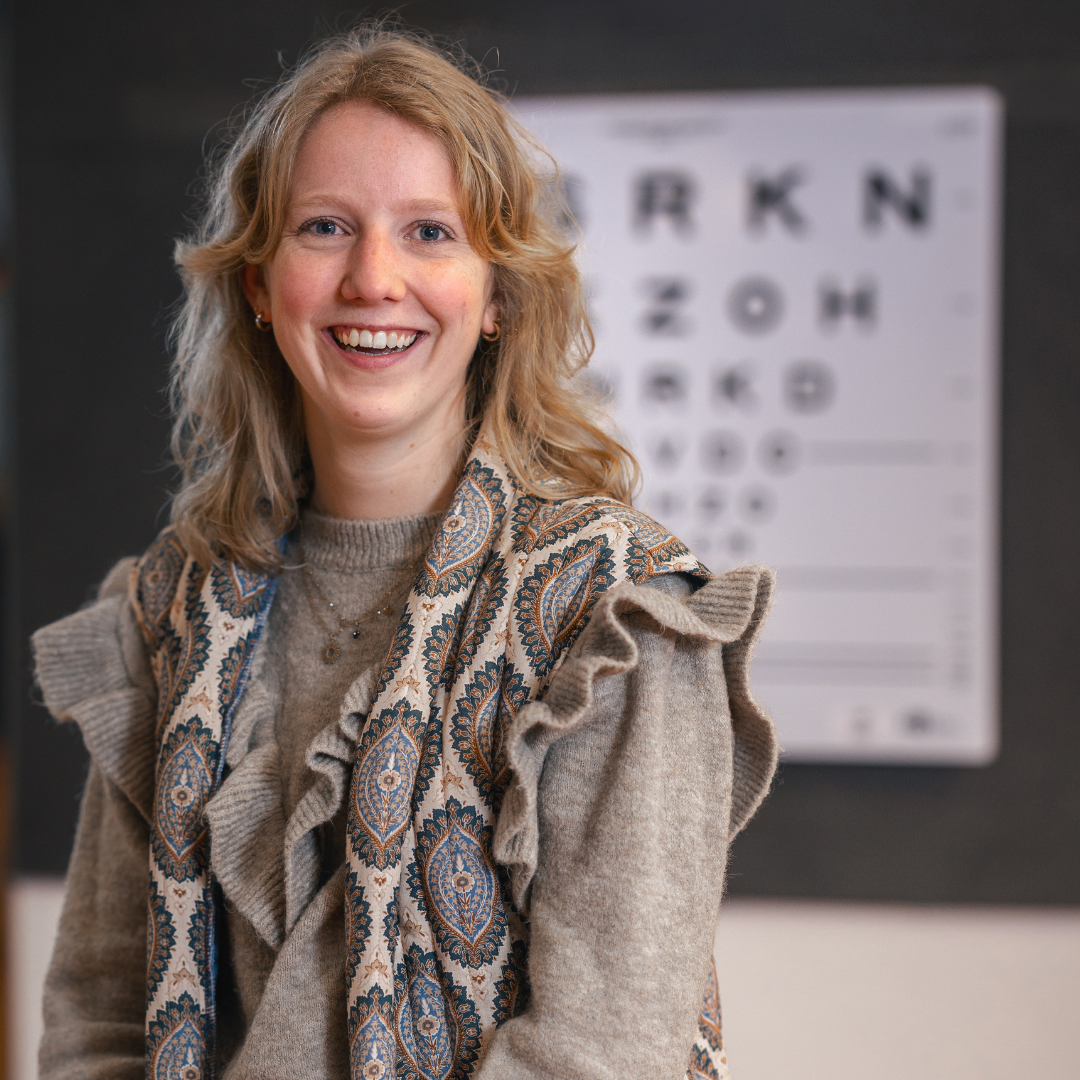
[136,431,721,1080]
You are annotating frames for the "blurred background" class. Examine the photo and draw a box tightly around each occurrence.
[2,1,1080,1077]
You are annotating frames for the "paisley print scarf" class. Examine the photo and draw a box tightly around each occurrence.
[135,429,719,1080]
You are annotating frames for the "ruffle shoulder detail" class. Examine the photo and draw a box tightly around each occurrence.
[31,557,158,822]
[691,565,779,835]
[493,564,777,910]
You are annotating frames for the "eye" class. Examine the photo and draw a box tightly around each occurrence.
[416,222,449,242]
[298,218,343,237]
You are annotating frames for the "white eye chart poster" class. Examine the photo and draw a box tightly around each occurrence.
[513,87,1002,764]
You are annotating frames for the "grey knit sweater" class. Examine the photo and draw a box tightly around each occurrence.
[32,510,778,1080]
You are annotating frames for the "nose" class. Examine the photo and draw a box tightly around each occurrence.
[340,229,407,305]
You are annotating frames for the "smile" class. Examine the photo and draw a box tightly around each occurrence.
[331,325,420,356]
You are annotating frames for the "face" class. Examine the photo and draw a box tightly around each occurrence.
[243,101,497,453]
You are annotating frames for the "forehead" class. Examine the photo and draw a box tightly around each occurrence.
[289,100,459,210]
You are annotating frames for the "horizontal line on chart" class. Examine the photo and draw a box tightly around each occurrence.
[806,440,941,466]
[751,670,937,687]
[754,658,934,669]
[756,642,935,662]
[752,641,938,686]
[776,566,937,591]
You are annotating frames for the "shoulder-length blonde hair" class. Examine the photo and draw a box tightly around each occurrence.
[169,21,637,572]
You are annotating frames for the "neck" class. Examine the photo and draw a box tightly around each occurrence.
[304,403,467,522]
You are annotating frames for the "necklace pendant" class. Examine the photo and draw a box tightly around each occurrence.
[322,638,341,665]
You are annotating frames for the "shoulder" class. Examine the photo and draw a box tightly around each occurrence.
[495,561,778,907]
[507,493,711,586]
[33,526,197,727]
[32,554,158,820]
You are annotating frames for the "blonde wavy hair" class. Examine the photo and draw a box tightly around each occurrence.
[169,21,637,572]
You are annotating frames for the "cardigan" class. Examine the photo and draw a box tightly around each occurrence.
[32,513,777,1079]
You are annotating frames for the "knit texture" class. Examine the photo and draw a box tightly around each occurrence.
[32,523,777,1080]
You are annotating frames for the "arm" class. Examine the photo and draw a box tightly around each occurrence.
[32,559,158,1080]
[39,765,148,1080]
[483,570,775,1080]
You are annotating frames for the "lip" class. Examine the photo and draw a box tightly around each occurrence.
[330,323,423,334]
[321,327,426,369]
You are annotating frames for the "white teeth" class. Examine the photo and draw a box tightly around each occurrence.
[337,328,416,350]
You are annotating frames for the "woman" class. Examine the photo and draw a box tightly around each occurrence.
[32,24,777,1080]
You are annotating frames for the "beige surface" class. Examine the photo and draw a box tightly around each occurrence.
[5,877,64,1080]
[715,898,1080,1080]
[8,882,1080,1079]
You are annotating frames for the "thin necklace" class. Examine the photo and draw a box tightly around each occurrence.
[297,522,421,665]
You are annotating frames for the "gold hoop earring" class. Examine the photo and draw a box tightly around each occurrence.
[254,311,273,332]
[480,320,501,343]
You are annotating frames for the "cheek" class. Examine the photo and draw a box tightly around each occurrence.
[270,253,332,321]
[424,260,491,329]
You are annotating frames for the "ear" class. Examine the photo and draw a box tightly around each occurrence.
[481,294,499,338]
[241,263,271,317]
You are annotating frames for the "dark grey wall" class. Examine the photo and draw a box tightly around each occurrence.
[12,1,1080,901]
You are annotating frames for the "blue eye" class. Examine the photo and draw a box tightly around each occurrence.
[313,221,338,235]
[418,224,444,241]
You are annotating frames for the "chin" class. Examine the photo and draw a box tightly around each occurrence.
[337,397,434,437]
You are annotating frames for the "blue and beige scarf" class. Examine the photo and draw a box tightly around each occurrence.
[134,430,725,1080]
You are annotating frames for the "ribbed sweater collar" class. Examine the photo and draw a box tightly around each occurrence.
[298,507,443,572]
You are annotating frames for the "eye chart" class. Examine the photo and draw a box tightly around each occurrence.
[513,88,1002,764]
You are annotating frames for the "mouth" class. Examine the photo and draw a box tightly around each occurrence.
[329,325,422,357]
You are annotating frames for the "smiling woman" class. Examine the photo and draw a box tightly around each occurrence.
[30,22,778,1080]
[170,28,627,573]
